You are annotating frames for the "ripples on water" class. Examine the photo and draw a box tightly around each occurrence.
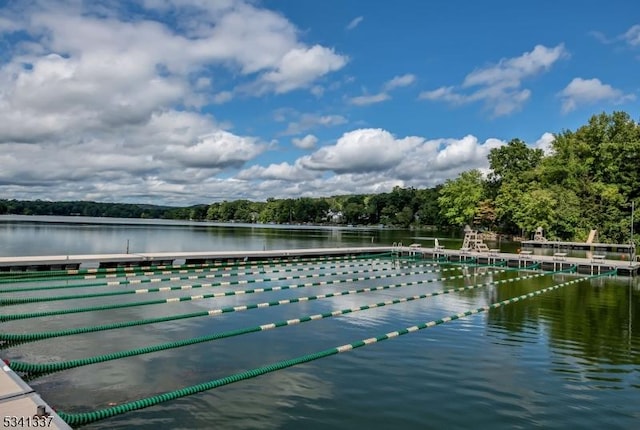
[1,219,638,429]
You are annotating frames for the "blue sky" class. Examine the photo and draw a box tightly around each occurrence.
[0,0,638,205]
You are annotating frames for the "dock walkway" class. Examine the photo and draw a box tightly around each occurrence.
[0,364,71,429]
[407,246,639,276]
[522,240,633,253]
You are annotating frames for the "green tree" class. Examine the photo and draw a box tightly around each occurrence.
[438,170,485,227]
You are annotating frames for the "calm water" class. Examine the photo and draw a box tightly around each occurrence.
[1,216,639,429]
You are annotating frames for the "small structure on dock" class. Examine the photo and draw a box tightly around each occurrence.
[533,227,547,242]
[461,225,489,252]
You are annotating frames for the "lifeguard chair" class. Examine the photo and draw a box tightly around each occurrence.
[461,225,489,252]
[533,227,547,242]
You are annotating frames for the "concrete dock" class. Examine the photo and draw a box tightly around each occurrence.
[0,364,71,429]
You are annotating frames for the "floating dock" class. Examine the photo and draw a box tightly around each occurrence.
[521,240,634,253]
[0,245,638,276]
[0,364,72,430]
[0,246,391,272]
[404,246,640,276]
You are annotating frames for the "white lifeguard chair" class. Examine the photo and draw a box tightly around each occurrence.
[461,225,489,252]
[533,227,547,242]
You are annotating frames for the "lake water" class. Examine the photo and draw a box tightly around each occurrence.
[1,216,639,429]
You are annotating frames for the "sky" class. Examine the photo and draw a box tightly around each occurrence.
[0,0,638,206]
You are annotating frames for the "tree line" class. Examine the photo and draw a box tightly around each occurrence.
[438,111,639,243]
[1,111,638,244]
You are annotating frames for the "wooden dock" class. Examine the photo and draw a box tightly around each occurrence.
[0,364,71,429]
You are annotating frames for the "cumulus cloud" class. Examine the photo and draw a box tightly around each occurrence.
[237,161,319,181]
[235,129,505,198]
[300,128,423,173]
[420,44,568,116]
[558,77,635,113]
[292,134,318,149]
[164,131,264,168]
[346,16,364,31]
[257,45,348,94]
[534,132,555,154]
[0,0,350,204]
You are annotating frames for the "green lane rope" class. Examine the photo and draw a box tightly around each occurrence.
[8,269,555,375]
[0,257,407,294]
[56,270,615,427]
[0,252,394,284]
[0,267,508,342]
[0,262,452,306]
[0,264,453,321]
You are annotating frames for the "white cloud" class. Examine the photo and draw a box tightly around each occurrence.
[0,16,20,32]
[623,24,640,47]
[558,77,635,113]
[346,16,363,31]
[534,132,555,155]
[420,44,568,116]
[237,161,319,181]
[0,0,351,204]
[299,128,423,173]
[347,73,415,107]
[591,24,640,49]
[383,74,416,91]
[164,130,265,168]
[212,91,233,104]
[282,113,348,135]
[292,134,318,149]
[310,85,324,97]
[347,92,391,106]
[234,130,506,199]
[257,45,348,94]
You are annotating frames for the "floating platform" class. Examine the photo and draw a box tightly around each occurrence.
[0,245,638,276]
[406,246,640,277]
[0,246,391,272]
[521,240,634,253]
[0,364,72,430]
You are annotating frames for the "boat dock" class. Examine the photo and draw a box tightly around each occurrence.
[0,364,71,429]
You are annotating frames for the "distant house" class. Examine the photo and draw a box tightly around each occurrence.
[327,210,343,223]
